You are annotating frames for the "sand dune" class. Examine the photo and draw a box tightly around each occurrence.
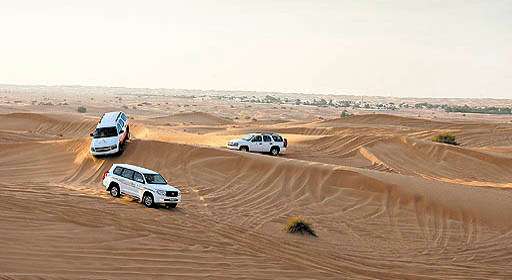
[291,134,512,184]
[0,112,96,142]
[1,112,512,279]
[150,111,234,126]
[319,113,450,127]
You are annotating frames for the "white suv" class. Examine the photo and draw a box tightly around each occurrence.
[102,164,181,208]
[227,132,288,156]
[90,111,130,156]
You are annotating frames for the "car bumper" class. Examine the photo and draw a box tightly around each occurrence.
[227,145,239,150]
[91,147,119,156]
[155,195,181,204]
[102,178,110,189]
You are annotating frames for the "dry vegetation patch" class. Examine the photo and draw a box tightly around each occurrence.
[285,216,317,237]
[77,106,87,113]
[432,133,459,145]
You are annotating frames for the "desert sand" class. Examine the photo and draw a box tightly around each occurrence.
[1,92,512,279]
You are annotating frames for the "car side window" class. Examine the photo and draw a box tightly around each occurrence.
[272,135,283,142]
[263,135,272,142]
[133,172,144,183]
[252,135,262,142]
[116,123,123,133]
[113,167,124,175]
[120,113,127,122]
[121,169,134,180]
[119,119,125,128]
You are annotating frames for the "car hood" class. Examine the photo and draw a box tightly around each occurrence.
[91,136,118,148]
[148,184,180,192]
[229,138,245,143]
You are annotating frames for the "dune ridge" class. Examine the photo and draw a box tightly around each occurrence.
[150,111,234,126]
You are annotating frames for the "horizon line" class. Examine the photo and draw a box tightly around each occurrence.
[1,82,511,102]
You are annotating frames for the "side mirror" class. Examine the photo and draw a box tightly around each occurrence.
[120,130,124,134]
[90,133,93,137]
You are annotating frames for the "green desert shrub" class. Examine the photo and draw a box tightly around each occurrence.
[432,133,458,145]
[340,110,351,118]
[77,106,87,113]
[285,216,317,237]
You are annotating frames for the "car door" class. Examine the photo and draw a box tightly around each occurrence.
[250,135,263,152]
[262,134,273,152]
[119,168,136,196]
[117,120,126,143]
[111,166,125,188]
[120,113,128,137]
[272,135,284,149]
[120,119,127,140]
[132,171,146,199]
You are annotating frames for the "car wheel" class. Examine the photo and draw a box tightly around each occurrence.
[168,203,177,209]
[240,146,249,152]
[270,147,280,156]
[117,142,125,155]
[110,185,120,197]
[143,193,154,208]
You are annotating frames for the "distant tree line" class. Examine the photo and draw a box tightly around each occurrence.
[413,102,512,115]
[445,105,512,115]
[414,102,447,109]
[212,94,509,115]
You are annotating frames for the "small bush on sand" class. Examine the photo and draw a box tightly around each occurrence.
[285,216,317,237]
[432,133,458,145]
[77,106,87,113]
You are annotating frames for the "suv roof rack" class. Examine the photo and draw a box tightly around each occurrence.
[253,131,278,135]
[98,111,122,127]
[115,112,124,121]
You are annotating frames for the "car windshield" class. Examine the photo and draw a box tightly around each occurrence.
[92,127,118,138]
[242,134,254,141]
[144,173,167,185]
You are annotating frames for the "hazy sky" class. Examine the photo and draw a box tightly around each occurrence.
[1,1,510,98]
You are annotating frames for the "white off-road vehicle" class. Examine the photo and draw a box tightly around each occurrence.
[90,111,130,156]
[102,164,181,208]
[227,132,287,156]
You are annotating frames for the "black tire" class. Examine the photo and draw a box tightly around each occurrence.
[117,141,125,156]
[168,203,177,209]
[142,193,154,208]
[109,184,120,198]
[270,146,280,156]
[240,146,249,152]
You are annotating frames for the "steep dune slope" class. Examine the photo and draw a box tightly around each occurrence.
[0,113,97,143]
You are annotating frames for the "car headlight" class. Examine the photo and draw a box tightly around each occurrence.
[91,147,95,152]
[156,190,166,196]
[232,142,239,146]
[110,144,118,149]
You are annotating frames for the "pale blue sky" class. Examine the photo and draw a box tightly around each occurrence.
[0,0,510,98]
